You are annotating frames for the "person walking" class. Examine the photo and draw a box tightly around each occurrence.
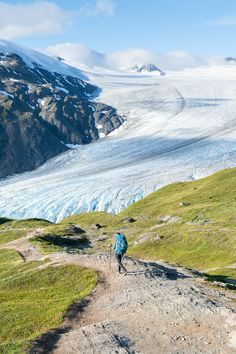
[113,232,128,275]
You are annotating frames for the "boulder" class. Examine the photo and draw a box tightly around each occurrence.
[94,223,102,229]
[179,202,191,207]
[157,215,182,223]
[122,217,136,223]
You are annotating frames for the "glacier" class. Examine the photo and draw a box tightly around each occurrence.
[0,67,236,222]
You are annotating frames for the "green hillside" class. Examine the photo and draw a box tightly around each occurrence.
[1,167,236,281]
[59,167,236,281]
[0,167,236,352]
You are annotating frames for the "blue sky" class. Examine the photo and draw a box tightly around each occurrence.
[0,0,236,56]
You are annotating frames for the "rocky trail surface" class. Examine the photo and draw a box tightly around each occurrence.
[1,238,236,354]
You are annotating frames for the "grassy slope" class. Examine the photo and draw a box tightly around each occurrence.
[0,167,235,351]
[0,219,52,245]
[120,167,236,268]
[1,167,236,279]
[0,249,97,353]
[60,168,236,280]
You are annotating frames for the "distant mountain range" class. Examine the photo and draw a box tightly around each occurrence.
[225,57,236,63]
[0,40,123,179]
[131,63,165,75]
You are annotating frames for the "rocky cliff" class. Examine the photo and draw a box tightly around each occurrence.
[0,51,123,178]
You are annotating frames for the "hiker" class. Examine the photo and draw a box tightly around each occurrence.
[113,232,128,274]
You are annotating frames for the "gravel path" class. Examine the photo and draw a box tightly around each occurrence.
[30,252,236,354]
[2,239,236,353]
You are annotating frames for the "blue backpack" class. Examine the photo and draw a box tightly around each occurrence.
[115,233,128,254]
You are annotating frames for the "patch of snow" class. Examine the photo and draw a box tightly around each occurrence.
[63,76,72,85]
[55,86,69,94]
[0,39,87,80]
[9,78,21,82]
[37,98,47,107]
[94,117,106,138]
[79,80,86,88]
[66,144,81,149]
[60,142,81,149]
[88,104,96,112]
[53,94,60,100]
[0,90,14,98]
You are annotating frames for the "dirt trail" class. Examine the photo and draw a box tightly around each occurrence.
[2,239,236,353]
[0,231,43,261]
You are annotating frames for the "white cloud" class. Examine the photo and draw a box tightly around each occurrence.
[107,48,159,69]
[207,16,236,27]
[161,51,209,70]
[79,0,116,17]
[108,49,209,70]
[44,43,109,70]
[0,1,75,39]
[44,43,211,71]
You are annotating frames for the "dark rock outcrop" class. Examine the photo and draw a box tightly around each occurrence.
[0,52,123,178]
[122,217,136,223]
[94,223,102,229]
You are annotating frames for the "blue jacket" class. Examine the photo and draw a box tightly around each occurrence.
[114,233,128,254]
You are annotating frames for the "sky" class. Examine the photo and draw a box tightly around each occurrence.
[0,0,236,70]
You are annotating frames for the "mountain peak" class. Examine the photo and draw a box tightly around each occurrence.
[225,57,236,63]
[0,40,124,179]
[131,63,165,75]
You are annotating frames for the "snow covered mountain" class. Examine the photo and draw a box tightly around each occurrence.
[0,40,123,178]
[131,63,165,75]
[225,57,236,63]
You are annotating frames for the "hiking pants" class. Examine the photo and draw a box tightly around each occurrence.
[115,253,127,273]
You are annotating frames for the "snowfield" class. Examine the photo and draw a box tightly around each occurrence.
[0,39,87,80]
[1,68,236,222]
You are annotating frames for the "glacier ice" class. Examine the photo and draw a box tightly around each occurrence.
[0,69,236,222]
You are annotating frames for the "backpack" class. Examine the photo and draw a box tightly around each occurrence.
[115,233,128,254]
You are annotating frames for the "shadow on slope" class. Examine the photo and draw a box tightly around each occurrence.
[126,258,190,280]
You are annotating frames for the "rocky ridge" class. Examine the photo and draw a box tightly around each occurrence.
[0,50,123,178]
[131,63,165,75]
[225,57,236,63]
